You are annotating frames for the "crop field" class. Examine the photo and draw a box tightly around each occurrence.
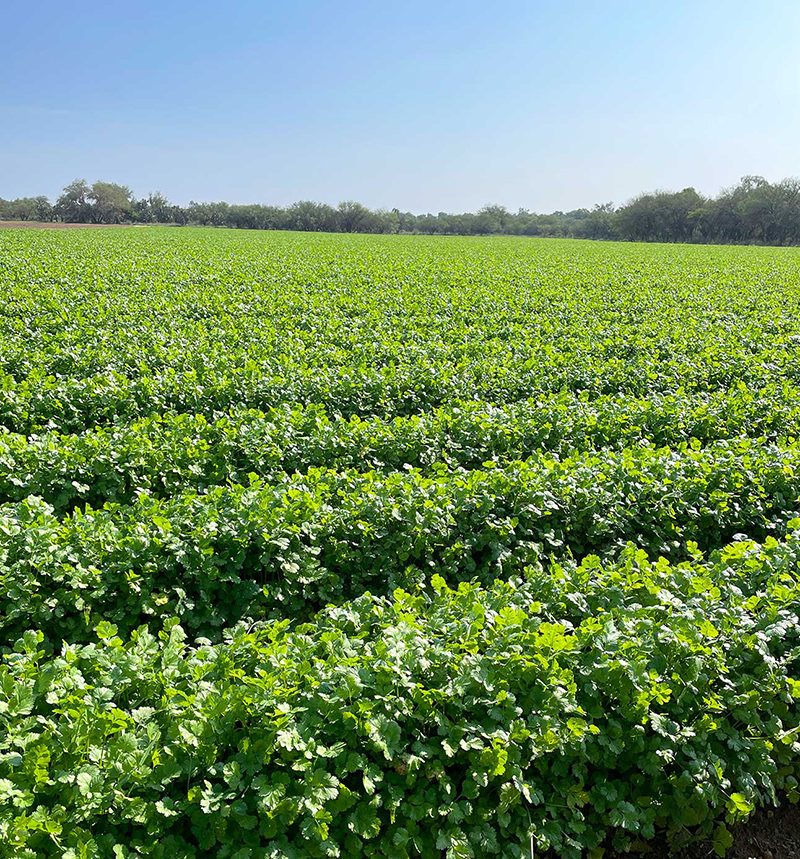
[0,228,799,858]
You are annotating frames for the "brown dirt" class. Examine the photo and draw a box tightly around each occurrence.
[607,801,800,858]
[0,220,135,229]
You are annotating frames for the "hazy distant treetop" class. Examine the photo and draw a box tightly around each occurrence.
[5,175,800,246]
[89,181,134,225]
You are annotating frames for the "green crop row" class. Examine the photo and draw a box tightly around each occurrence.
[3,438,798,645]
[2,231,797,390]
[3,228,800,856]
[4,359,795,437]
[1,383,800,513]
[1,231,799,436]
[2,533,799,859]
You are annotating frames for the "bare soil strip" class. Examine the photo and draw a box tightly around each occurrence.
[609,802,800,859]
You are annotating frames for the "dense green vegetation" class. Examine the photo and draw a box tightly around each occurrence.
[3,173,800,245]
[0,229,799,858]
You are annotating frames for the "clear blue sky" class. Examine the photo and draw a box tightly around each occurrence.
[2,0,799,213]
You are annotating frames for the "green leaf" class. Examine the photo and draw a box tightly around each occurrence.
[349,802,380,839]
[712,824,734,856]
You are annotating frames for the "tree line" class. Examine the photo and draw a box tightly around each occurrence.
[2,175,800,245]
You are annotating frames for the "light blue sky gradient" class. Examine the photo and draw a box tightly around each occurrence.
[2,0,799,212]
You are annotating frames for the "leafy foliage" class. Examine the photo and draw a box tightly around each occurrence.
[8,174,800,246]
[2,540,800,858]
[1,438,800,644]
[0,228,799,856]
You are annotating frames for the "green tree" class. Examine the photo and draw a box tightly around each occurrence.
[336,200,370,232]
[286,201,337,232]
[90,181,134,224]
[475,204,510,234]
[55,179,92,223]
[0,196,53,222]
[135,191,173,223]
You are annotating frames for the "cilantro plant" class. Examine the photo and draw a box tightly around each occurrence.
[0,228,799,857]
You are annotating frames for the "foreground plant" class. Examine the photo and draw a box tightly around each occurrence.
[2,532,799,858]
